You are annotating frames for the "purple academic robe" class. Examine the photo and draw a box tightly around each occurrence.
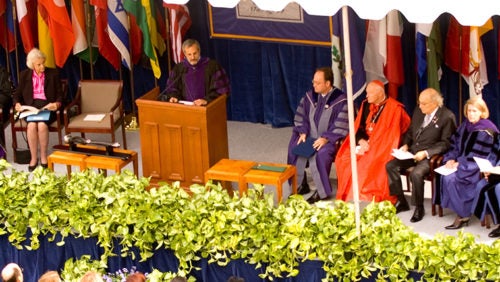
[441,119,499,218]
[287,88,348,198]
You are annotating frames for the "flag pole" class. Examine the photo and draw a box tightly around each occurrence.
[341,6,361,237]
[458,22,463,124]
[84,0,94,80]
[165,6,172,72]
[126,14,138,131]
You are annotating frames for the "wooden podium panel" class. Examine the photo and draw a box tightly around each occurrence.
[136,87,229,187]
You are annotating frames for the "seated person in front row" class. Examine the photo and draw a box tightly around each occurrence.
[335,80,410,204]
[287,67,348,204]
[163,39,230,106]
[471,134,500,238]
[386,88,456,222]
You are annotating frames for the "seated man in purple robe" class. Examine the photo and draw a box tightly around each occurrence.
[287,67,349,204]
[163,39,230,106]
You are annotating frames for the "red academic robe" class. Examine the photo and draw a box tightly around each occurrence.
[335,97,410,203]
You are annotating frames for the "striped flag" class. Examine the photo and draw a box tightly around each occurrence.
[90,0,121,70]
[107,0,131,69]
[331,7,366,100]
[163,3,191,63]
[16,0,37,53]
[0,0,15,52]
[71,0,95,63]
[38,9,55,68]
[38,0,75,67]
[363,10,404,98]
[124,0,161,78]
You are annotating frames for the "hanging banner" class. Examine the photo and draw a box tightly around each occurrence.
[208,1,332,46]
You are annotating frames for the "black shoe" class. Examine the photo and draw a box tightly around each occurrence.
[445,216,470,230]
[40,163,48,169]
[410,207,425,223]
[394,200,410,214]
[306,191,321,204]
[297,182,310,195]
[28,164,38,172]
[488,226,500,238]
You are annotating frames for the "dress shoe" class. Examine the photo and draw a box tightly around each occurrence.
[40,163,48,169]
[297,182,310,195]
[445,216,470,230]
[28,164,38,172]
[394,200,410,214]
[410,207,425,223]
[306,191,321,204]
[488,226,500,238]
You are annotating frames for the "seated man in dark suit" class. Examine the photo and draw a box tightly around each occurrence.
[386,88,456,222]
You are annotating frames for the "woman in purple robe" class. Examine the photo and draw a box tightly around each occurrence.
[440,96,499,229]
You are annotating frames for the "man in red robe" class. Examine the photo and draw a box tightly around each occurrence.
[335,80,410,203]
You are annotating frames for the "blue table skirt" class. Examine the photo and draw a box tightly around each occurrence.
[0,233,422,282]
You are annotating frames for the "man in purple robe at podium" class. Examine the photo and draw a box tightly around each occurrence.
[164,39,230,106]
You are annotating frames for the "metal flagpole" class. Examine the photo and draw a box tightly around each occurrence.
[84,0,94,80]
[341,6,361,236]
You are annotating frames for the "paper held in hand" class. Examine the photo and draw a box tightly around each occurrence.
[391,148,415,160]
[434,165,457,176]
[473,157,500,175]
[18,105,47,119]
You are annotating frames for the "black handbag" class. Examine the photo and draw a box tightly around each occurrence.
[14,148,31,164]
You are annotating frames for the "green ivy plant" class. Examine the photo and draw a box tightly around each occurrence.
[0,159,499,281]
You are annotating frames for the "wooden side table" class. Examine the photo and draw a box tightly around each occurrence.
[204,158,256,196]
[47,151,88,179]
[242,162,297,203]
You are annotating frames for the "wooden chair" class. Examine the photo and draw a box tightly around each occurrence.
[401,154,444,216]
[63,80,127,149]
[9,79,67,163]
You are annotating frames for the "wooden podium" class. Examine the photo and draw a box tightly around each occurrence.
[136,87,229,187]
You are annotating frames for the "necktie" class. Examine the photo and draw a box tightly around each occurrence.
[423,114,431,127]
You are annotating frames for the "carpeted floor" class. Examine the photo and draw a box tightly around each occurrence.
[2,120,497,244]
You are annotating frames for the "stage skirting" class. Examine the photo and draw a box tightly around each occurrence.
[0,233,423,282]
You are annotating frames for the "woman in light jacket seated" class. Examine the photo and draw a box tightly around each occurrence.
[440,96,498,229]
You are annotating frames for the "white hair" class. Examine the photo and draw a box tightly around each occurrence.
[26,48,46,70]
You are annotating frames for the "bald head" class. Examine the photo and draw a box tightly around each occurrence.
[418,88,442,115]
[1,263,23,282]
[366,80,386,105]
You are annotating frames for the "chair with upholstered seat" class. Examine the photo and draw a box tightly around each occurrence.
[63,80,127,149]
[401,154,444,217]
[9,79,67,163]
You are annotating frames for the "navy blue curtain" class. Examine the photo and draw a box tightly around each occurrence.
[1,1,499,128]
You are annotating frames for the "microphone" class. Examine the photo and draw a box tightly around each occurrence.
[64,135,120,148]
[158,67,187,101]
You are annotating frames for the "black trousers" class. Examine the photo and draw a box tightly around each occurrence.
[386,158,430,207]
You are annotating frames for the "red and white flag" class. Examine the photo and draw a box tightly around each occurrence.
[16,0,37,53]
[163,3,191,63]
[363,10,404,98]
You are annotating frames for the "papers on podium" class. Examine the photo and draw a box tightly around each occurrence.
[391,148,414,160]
[473,157,500,175]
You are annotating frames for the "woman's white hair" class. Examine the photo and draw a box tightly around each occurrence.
[26,48,46,70]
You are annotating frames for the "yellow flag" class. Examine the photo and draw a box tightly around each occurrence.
[141,0,161,78]
[38,10,55,68]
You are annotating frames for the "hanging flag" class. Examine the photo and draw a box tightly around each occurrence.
[38,9,55,68]
[0,0,15,52]
[415,23,432,91]
[90,0,121,70]
[331,7,366,100]
[129,15,143,65]
[427,22,443,92]
[107,0,131,69]
[38,0,75,68]
[152,1,166,56]
[445,16,492,97]
[363,10,404,98]
[16,0,38,54]
[124,0,161,78]
[71,0,96,63]
[163,3,191,64]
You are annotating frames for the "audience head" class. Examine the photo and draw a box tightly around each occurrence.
[418,88,442,115]
[464,95,489,123]
[312,67,333,95]
[125,272,146,282]
[38,271,61,282]
[26,48,46,74]
[1,263,23,282]
[182,39,201,66]
[366,80,386,104]
[79,271,103,282]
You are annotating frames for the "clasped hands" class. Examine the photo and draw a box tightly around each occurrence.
[297,134,328,151]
